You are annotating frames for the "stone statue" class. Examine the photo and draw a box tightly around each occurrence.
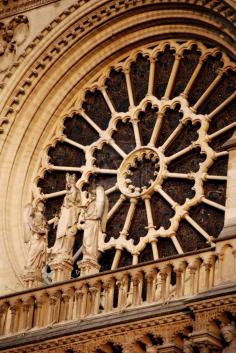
[79,182,108,263]
[51,173,81,260]
[221,322,236,352]
[23,200,48,272]
[183,339,194,353]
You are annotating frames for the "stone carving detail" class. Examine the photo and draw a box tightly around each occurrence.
[78,181,108,275]
[183,339,194,353]
[23,200,48,283]
[32,40,236,274]
[221,322,236,352]
[0,15,29,72]
[51,173,81,262]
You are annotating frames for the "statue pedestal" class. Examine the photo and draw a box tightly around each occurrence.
[79,258,100,276]
[49,258,73,282]
[22,269,43,288]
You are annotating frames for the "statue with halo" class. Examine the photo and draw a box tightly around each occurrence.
[51,173,81,261]
[78,179,109,275]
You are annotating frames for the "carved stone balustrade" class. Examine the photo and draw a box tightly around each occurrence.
[0,240,236,341]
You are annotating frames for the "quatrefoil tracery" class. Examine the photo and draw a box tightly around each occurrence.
[34,40,236,267]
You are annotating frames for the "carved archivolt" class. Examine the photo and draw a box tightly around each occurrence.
[32,39,236,269]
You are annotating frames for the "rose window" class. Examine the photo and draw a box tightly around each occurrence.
[34,40,236,273]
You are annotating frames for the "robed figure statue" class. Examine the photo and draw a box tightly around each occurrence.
[23,200,48,272]
[51,173,81,260]
[79,182,108,263]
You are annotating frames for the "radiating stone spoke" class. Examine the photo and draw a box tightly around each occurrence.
[161,123,183,151]
[214,151,228,158]
[94,167,118,175]
[171,236,184,254]
[120,199,138,237]
[208,91,236,120]
[107,195,126,221]
[184,214,213,243]
[149,111,164,147]
[208,122,236,140]
[124,69,135,107]
[132,120,142,147]
[63,137,85,151]
[105,184,119,195]
[165,172,192,180]
[109,139,127,158]
[80,109,103,134]
[147,58,156,95]
[155,186,177,208]
[192,71,223,111]
[201,197,225,211]
[50,165,84,172]
[166,145,193,163]
[162,53,182,100]
[101,87,116,114]
[206,174,227,181]
[42,190,67,199]
[182,58,204,98]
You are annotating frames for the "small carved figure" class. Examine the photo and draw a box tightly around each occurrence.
[51,173,81,260]
[0,15,29,72]
[221,322,236,352]
[79,181,108,262]
[183,339,194,353]
[23,200,48,271]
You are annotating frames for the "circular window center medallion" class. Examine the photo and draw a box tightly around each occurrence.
[118,147,164,197]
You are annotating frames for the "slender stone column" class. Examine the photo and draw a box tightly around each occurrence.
[219,131,236,238]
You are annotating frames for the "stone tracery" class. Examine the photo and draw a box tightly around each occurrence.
[30,40,236,274]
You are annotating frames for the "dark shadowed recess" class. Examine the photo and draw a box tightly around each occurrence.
[139,104,158,146]
[105,199,130,242]
[99,248,116,272]
[198,70,236,115]
[82,90,111,130]
[209,128,235,152]
[38,170,67,194]
[156,105,182,148]
[204,179,226,206]
[127,199,147,245]
[153,45,175,99]
[162,179,195,205]
[208,155,228,176]
[94,143,123,170]
[112,120,136,154]
[130,53,150,105]
[208,100,236,135]
[106,69,129,112]
[151,192,175,230]
[139,243,153,263]
[165,120,200,157]
[168,147,206,173]
[176,220,209,253]
[64,113,99,146]
[118,248,133,268]
[48,141,85,167]
[189,204,224,238]
[171,45,201,98]
[188,53,224,108]
[158,238,177,258]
